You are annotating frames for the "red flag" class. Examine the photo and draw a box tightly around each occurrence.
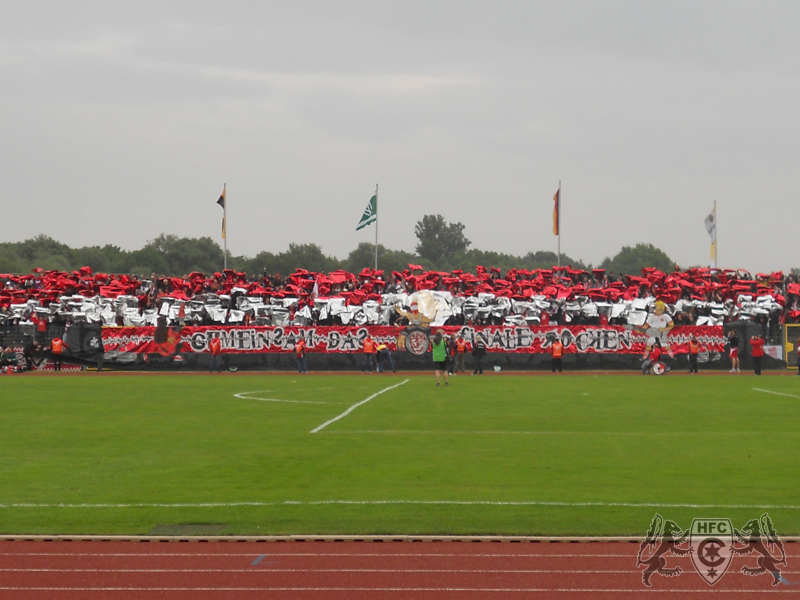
[552,189,560,236]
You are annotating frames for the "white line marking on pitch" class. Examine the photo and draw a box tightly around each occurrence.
[324,430,799,436]
[754,388,800,399]
[234,391,330,404]
[2,499,799,509]
[310,379,410,433]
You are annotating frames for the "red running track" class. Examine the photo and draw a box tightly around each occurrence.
[1,540,798,599]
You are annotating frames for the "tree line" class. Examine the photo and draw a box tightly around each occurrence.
[0,215,676,278]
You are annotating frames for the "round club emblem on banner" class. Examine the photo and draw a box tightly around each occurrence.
[404,329,431,356]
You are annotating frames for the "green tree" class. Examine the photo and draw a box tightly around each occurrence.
[142,234,225,275]
[440,249,587,274]
[8,235,73,272]
[344,242,420,275]
[599,243,676,277]
[0,245,24,273]
[414,215,471,267]
[237,244,341,276]
[126,246,170,277]
[72,246,112,273]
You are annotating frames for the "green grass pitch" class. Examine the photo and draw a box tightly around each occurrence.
[1,372,799,536]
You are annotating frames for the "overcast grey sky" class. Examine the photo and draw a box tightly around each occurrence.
[2,1,798,272]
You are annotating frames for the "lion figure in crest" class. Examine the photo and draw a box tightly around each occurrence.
[637,514,692,587]
[732,513,787,586]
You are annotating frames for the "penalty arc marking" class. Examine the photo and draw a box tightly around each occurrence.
[234,391,330,405]
[753,388,800,399]
[310,379,410,433]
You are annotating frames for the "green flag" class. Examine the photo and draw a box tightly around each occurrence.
[356,194,377,231]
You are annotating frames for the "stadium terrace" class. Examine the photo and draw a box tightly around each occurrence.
[0,264,793,334]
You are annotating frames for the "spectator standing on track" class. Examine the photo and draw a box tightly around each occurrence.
[22,341,41,372]
[727,330,740,373]
[362,336,376,373]
[209,336,222,373]
[472,338,486,375]
[750,333,765,376]
[446,334,457,376]
[96,334,105,373]
[376,342,396,373]
[797,335,800,375]
[688,335,700,374]
[296,337,307,374]
[431,331,449,386]
[50,336,64,372]
[551,338,564,373]
[455,336,467,373]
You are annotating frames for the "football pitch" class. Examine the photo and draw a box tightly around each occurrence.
[1,372,799,536]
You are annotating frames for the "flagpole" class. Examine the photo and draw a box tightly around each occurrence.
[713,201,717,270]
[223,183,227,270]
[374,183,378,271]
[557,181,561,267]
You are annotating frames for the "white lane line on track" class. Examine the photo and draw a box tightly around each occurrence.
[754,388,800,399]
[3,499,800,509]
[1,587,798,593]
[0,553,640,558]
[5,553,800,559]
[0,568,646,573]
[310,379,410,433]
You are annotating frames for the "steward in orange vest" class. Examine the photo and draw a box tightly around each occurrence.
[688,336,700,374]
[50,337,64,372]
[209,337,222,373]
[362,337,377,373]
[551,340,564,373]
[454,337,467,372]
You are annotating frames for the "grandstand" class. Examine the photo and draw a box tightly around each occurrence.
[0,263,792,372]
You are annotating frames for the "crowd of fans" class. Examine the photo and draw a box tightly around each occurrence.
[0,264,795,341]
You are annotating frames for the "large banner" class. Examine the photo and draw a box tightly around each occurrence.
[101,325,725,356]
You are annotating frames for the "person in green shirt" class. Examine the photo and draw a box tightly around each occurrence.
[431,331,449,387]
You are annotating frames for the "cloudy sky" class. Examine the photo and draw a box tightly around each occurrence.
[2,1,798,272]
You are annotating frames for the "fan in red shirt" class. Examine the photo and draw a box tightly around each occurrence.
[750,334,765,376]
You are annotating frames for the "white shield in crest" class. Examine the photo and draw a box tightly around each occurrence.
[690,518,734,585]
